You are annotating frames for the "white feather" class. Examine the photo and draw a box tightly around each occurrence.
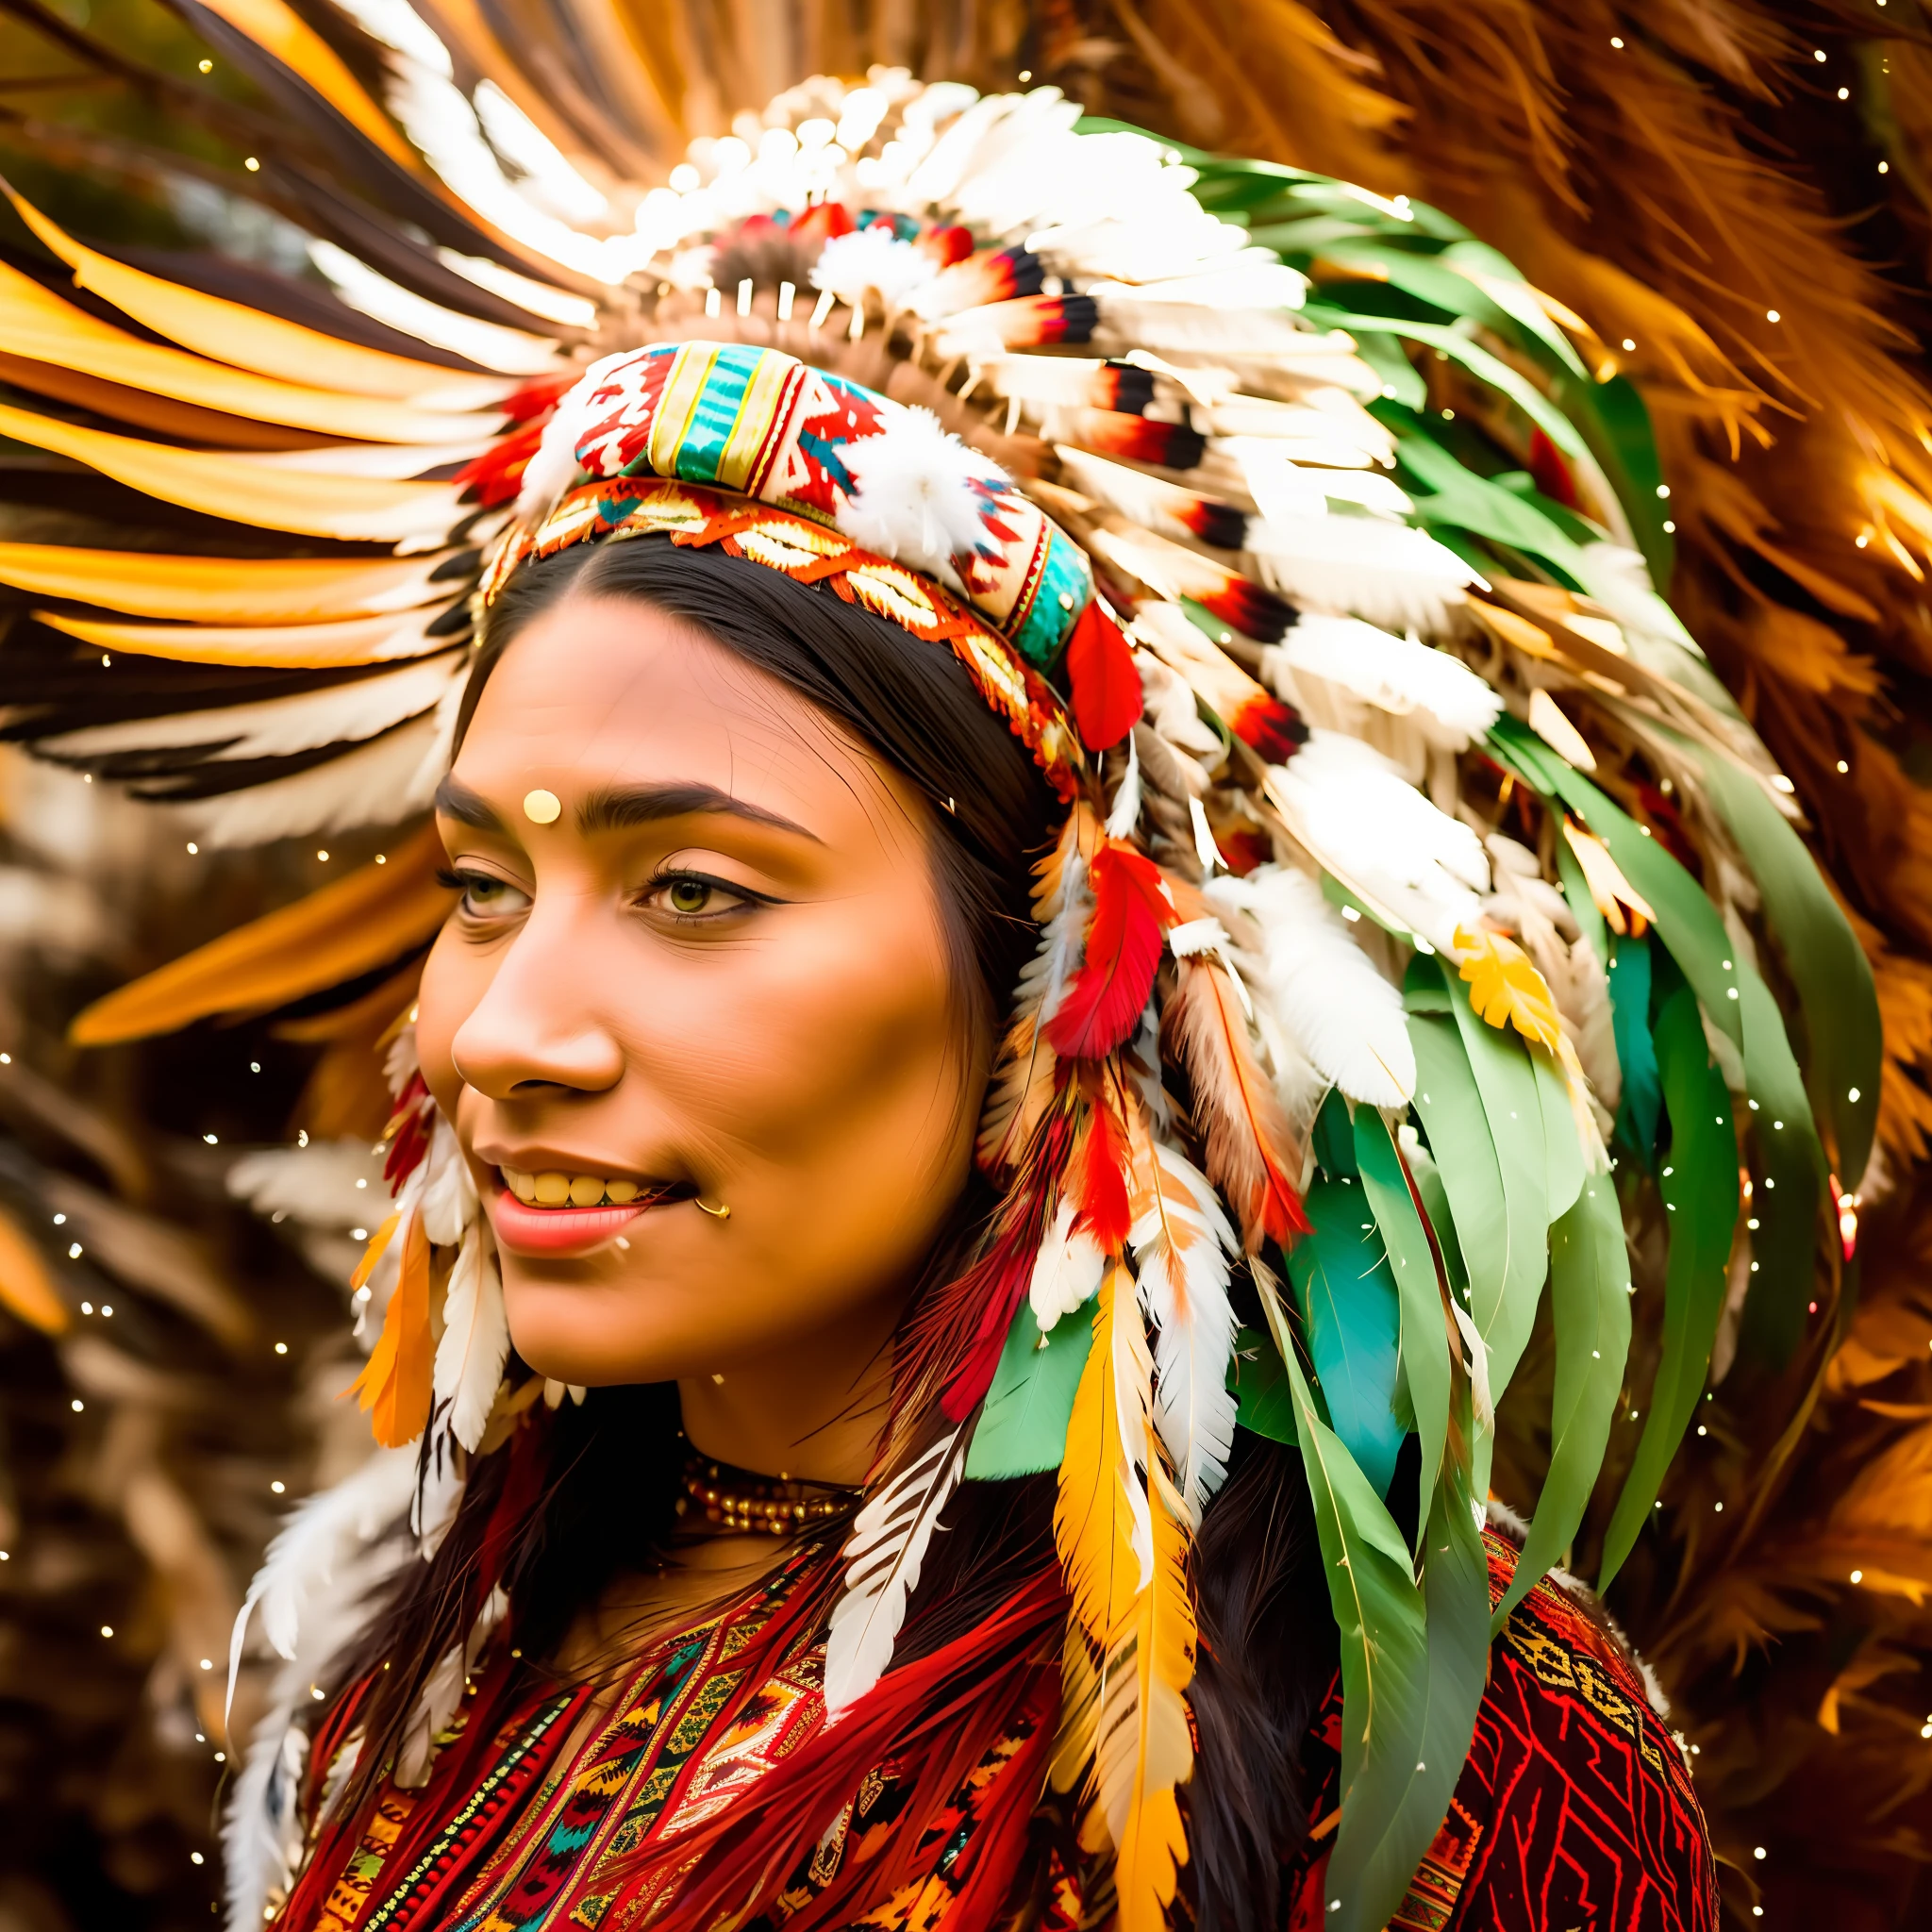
[1264,615,1502,747]
[1029,1201,1107,1332]
[171,708,444,845]
[1105,729,1142,839]
[836,407,995,591]
[1035,845,1091,1028]
[824,1430,966,1713]
[42,653,464,762]
[1207,865,1415,1107]
[1450,1296,1495,1433]
[433,1225,508,1452]
[1263,729,1489,954]
[1134,649,1224,765]
[1053,446,1235,549]
[1131,1141,1240,1524]
[309,240,565,375]
[1224,872,1410,1102]
[1244,515,1479,635]
[395,1586,507,1787]
[225,1443,420,1922]
[227,1445,419,1709]
[227,1139,387,1232]
[417,1112,477,1246]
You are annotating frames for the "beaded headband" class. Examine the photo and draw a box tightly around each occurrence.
[479,341,1144,793]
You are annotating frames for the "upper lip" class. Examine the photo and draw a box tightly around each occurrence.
[472,1144,674,1180]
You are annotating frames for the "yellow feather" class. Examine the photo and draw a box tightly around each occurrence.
[1453,924,1566,1053]
[34,609,452,671]
[1052,1262,1196,1931]
[4,185,510,408]
[0,260,502,444]
[0,400,464,542]
[0,544,462,625]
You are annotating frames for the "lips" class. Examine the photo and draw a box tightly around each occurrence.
[486,1168,694,1257]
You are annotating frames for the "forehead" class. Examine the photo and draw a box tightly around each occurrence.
[455,591,897,822]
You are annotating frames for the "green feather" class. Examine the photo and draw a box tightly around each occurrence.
[1426,957,1554,1398]
[1607,934,1662,1164]
[963,1294,1088,1480]
[1493,1171,1631,1631]
[1266,1285,1433,1932]
[1287,1174,1406,1498]
[1690,746,1880,1190]
[1229,1323,1297,1444]
[1355,1107,1451,1523]
[1598,989,1740,1586]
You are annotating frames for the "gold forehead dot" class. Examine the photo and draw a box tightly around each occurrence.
[523,788,562,825]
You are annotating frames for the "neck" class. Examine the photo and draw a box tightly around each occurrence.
[675,1291,900,1487]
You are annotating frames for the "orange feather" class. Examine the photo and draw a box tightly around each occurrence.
[348,1210,434,1448]
[1163,954,1309,1249]
[70,824,454,1045]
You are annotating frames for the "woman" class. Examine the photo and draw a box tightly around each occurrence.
[219,338,1717,1932]
[0,65,1852,1932]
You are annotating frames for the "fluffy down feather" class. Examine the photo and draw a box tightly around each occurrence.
[1206,865,1413,1108]
[814,227,939,308]
[838,408,1002,593]
[1263,729,1489,954]
[512,349,630,524]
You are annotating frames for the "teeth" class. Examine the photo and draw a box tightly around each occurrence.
[503,1168,647,1209]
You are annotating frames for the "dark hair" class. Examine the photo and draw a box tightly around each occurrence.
[329,538,1335,1932]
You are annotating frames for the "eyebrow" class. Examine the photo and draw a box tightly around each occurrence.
[434,775,504,830]
[434,774,819,843]
[578,783,821,843]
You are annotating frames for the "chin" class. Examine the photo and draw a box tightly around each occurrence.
[501,1277,667,1388]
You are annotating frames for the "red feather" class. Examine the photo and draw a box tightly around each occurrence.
[1226,690,1308,763]
[381,1072,432,1191]
[456,417,548,507]
[1071,1080,1132,1253]
[1062,599,1142,750]
[1044,845,1173,1060]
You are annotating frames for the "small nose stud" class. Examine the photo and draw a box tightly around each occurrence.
[693,1198,731,1221]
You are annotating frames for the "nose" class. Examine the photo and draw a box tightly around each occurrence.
[449,902,625,1100]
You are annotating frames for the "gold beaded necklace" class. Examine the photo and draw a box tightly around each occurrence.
[676,1446,860,1537]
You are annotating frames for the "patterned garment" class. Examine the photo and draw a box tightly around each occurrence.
[1285,1530,1717,1932]
[283,1531,1711,1932]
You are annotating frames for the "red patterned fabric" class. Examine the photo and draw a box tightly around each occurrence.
[1287,1529,1717,1932]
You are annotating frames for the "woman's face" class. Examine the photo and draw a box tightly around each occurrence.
[415,590,982,1449]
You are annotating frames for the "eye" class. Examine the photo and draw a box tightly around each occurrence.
[439,868,530,920]
[640,869,772,924]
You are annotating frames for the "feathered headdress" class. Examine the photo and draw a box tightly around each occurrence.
[0,37,1878,1932]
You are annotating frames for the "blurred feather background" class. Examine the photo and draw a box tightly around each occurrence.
[0,2,1929,1926]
